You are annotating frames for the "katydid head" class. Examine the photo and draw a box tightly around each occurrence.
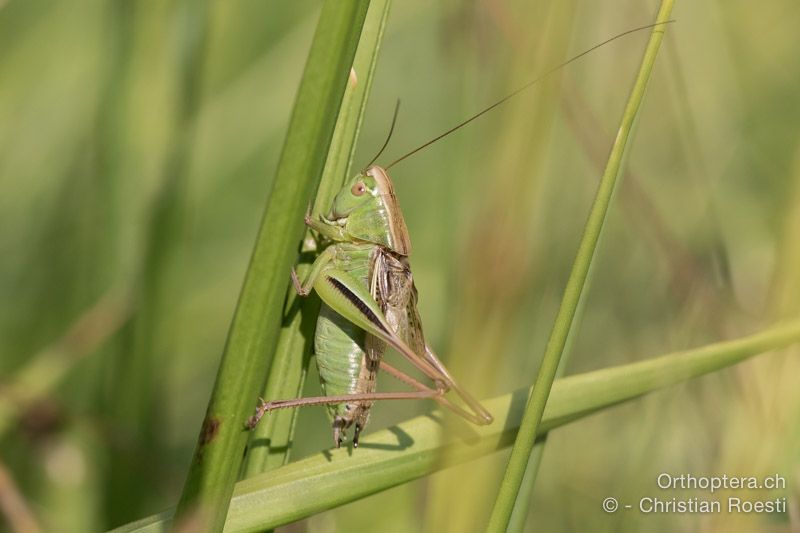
[327,166,411,256]
[329,173,380,219]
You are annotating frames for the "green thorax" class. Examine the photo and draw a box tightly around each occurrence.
[328,166,411,256]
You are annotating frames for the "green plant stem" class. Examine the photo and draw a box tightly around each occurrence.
[172,3,371,531]
[242,0,392,477]
[114,318,800,532]
[486,2,675,530]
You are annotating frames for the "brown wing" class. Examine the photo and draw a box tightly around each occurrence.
[367,247,494,426]
[368,247,426,358]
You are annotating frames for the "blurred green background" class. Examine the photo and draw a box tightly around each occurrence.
[1,0,798,531]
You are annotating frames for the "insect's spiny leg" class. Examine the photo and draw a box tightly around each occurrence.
[333,417,345,449]
[379,361,432,391]
[290,269,310,296]
[246,397,269,429]
[248,390,447,430]
[378,361,489,425]
[423,346,493,425]
[353,423,362,448]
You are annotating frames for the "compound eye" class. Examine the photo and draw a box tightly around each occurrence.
[351,181,367,196]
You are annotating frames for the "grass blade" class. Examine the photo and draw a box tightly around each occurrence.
[486,2,675,529]
[242,0,393,476]
[172,3,371,530]
[113,318,800,532]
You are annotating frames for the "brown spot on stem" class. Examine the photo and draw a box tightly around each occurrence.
[199,416,221,446]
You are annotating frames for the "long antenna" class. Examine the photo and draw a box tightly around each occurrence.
[364,99,401,170]
[384,20,675,170]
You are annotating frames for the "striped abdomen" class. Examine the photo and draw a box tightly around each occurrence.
[313,243,384,432]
